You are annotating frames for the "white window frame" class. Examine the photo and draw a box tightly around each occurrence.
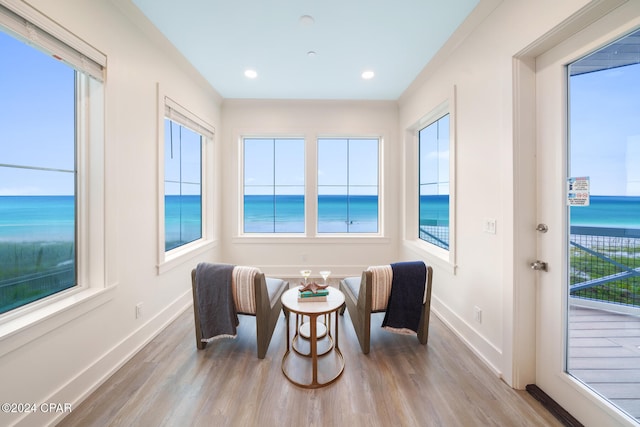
[405,88,457,272]
[240,136,306,235]
[0,0,114,357]
[316,137,382,236]
[235,133,387,243]
[157,88,215,274]
[418,115,451,249]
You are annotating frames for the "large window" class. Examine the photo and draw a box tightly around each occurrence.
[0,5,105,315]
[164,119,202,251]
[317,138,379,233]
[243,138,305,233]
[160,97,213,265]
[419,114,450,249]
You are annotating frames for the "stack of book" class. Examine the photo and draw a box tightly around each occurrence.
[298,288,329,302]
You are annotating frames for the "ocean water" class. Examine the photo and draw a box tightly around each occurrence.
[165,195,202,250]
[244,195,305,233]
[570,196,640,228]
[243,195,380,233]
[0,196,75,242]
[2,194,636,314]
[1,195,639,243]
[317,195,378,233]
[420,195,449,227]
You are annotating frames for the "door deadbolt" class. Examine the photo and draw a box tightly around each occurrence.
[530,260,548,271]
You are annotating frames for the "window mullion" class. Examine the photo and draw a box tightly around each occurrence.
[346,139,351,232]
[272,139,276,233]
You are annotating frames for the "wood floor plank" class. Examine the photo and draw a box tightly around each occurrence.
[57,305,562,427]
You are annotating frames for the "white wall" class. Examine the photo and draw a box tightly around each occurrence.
[0,1,222,426]
[220,99,400,279]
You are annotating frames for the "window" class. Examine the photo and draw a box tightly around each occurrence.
[162,97,213,256]
[157,95,213,272]
[164,119,203,251]
[243,138,305,233]
[317,138,379,233]
[0,4,105,315]
[419,114,450,249]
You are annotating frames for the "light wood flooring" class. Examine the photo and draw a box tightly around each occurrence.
[58,293,563,427]
[569,305,640,421]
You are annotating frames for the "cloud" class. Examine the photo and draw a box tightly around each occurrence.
[0,186,43,196]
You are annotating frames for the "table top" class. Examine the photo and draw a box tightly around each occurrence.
[281,286,345,315]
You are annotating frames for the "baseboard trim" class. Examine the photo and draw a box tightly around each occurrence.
[526,384,584,427]
[430,296,503,378]
[14,290,192,427]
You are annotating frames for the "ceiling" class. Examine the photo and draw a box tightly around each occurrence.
[131,0,480,100]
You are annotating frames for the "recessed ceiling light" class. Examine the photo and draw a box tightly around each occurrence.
[244,69,258,79]
[361,70,375,80]
[299,15,315,26]
[307,51,317,57]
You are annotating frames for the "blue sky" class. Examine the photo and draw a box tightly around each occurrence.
[0,30,75,196]
[164,120,202,196]
[419,114,450,196]
[317,138,378,196]
[244,138,305,196]
[243,138,379,196]
[2,26,639,198]
[569,62,640,196]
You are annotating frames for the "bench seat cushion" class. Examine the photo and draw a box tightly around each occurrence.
[266,277,287,307]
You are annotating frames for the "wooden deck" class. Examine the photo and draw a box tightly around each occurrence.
[569,304,640,422]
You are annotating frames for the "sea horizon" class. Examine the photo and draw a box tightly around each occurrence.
[1,194,640,242]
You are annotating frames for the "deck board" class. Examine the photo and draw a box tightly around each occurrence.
[569,304,640,422]
[570,369,640,382]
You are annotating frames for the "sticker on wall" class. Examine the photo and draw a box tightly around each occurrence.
[567,176,590,206]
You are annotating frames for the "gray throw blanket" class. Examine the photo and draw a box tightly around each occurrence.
[195,262,238,341]
[381,261,427,334]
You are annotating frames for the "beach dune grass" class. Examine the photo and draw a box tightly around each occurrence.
[570,244,640,306]
[0,241,75,313]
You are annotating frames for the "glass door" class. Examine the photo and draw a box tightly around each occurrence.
[566,28,640,422]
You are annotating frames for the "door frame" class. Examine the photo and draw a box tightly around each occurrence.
[512,0,639,425]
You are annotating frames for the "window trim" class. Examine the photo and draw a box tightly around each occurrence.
[157,86,216,274]
[406,87,457,272]
[0,1,114,356]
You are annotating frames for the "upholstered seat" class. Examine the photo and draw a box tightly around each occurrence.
[340,263,433,354]
[191,264,288,359]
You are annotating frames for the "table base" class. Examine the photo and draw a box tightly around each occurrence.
[282,309,344,388]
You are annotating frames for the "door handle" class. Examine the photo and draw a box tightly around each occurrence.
[536,224,548,233]
[530,260,548,271]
